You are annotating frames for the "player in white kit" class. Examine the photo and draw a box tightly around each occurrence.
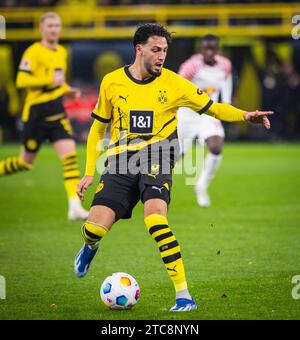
[177,35,232,207]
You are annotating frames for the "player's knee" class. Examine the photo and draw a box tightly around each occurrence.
[206,137,224,155]
[144,199,168,218]
[210,147,222,155]
[208,143,223,155]
[88,206,116,229]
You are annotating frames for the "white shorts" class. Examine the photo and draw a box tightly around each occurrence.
[177,106,225,154]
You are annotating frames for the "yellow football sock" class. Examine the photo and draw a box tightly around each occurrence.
[62,152,81,201]
[144,214,188,292]
[81,221,108,248]
[0,156,32,176]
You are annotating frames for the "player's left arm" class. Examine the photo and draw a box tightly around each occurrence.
[207,102,273,129]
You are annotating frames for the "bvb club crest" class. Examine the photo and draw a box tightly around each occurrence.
[158,90,167,104]
[95,181,104,193]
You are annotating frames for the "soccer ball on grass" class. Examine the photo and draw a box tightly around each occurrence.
[100,272,140,310]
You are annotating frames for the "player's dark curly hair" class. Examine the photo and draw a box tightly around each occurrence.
[133,23,172,47]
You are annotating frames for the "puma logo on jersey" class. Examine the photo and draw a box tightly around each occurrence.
[119,95,129,102]
[147,173,157,179]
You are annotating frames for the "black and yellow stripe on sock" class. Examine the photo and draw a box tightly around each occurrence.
[81,221,108,248]
[62,152,81,200]
[0,156,32,176]
[145,214,188,292]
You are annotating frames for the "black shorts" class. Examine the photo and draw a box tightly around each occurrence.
[21,97,73,152]
[92,171,172,221]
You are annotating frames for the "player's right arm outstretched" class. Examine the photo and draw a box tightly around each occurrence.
[207,102,273,129]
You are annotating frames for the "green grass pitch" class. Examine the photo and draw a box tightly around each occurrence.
[0,143,299,320]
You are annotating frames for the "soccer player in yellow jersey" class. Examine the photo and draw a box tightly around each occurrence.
[0,12,88,221]
[74,23,273,311]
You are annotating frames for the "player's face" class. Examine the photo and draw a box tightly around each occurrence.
[201,40,219,65]
[40,17,61,43]
[140,36,168,76]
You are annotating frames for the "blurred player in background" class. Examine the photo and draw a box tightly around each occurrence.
[0,12,88,221]
[178,34,232,207]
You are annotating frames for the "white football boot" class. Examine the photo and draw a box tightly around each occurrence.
[68,198,89,221]
[195,185,211,207]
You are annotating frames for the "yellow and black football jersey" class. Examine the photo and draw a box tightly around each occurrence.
[92,66,213,157]
[16,42,69,122]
